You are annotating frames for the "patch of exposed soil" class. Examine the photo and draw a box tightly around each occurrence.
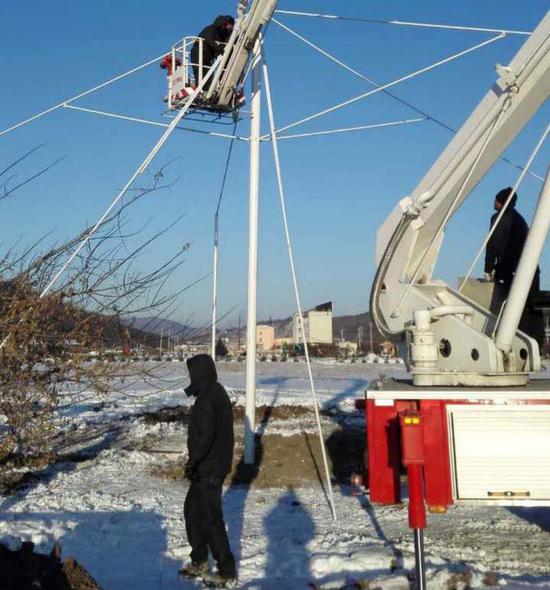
[152,424,365,489]
[446,569,473,590]
[0,541,101,590]
[233,404,313,422]
[140,406,191,424]
[2,404,364,495]
[141,404,313,426]
[0,454,51,495]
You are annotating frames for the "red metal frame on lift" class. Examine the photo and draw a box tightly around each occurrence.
[362,398,454,509]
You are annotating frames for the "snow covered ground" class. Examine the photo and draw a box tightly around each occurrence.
[1,361,550,589]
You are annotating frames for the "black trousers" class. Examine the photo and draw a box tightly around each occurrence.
[184,478,236,577]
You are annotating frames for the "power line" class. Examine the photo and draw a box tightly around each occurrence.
[273,33,505,136]
[0,53,166,137]
[62,104,247,141]
[272,18,545,181]
[275,10,532,36]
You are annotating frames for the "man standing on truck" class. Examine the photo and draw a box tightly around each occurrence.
[191,15,235,89]
[485,187,543,346]
[484,187,537,293]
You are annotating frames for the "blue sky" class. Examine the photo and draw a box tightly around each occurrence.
[0,1,548,327]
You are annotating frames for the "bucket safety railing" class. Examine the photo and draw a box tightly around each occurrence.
[167,36,204,110]
[166,36,234,111]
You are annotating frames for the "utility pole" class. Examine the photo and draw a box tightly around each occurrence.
[211,212,219,360]
[244,37,262,465]
[159,326,164,357]
[237,312,242,351]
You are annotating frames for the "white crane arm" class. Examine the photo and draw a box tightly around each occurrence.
[373,11,550,339]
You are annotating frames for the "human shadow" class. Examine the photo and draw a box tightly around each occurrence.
[324,415,405,578]
[325,377,369,409]
[294,374,369,507]
[0,509,183,590]
[239,487,315,589]
[223,388,281,573]
[508,506,550,532]
[0,426,125,512]
[257,376,292,388]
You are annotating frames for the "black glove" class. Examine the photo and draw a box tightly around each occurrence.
[184,462,197,481]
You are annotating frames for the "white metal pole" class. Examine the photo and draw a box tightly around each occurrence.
[210,124,238,361]
[0,53,167,138]
[495,165,550,353]
[244,38,262,465]
[262,58,338,521]
[370,321,374,353]
[36,58,221,300]
[211,213,220,359]
[274,10,531,35]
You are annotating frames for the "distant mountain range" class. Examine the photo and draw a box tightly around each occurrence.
[219,311,393,345]
[123,317,191,338]
[124,311,395,346]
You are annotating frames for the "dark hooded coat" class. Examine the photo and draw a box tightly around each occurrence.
[185,354,234,480]
[484,207,530,285]
[191,15,234,65]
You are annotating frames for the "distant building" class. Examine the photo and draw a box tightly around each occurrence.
[292,302,333,345]
[256,325,275,351]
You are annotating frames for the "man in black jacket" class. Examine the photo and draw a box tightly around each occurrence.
[485,187,540,295]
[485,187,543,345]
[180,354,236,588]
[191,15,235,89]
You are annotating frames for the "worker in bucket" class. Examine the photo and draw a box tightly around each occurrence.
[180,354,237,588]
[191,15,235,90]
[485,187,543,345]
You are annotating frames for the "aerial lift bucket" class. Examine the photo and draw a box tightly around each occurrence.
[161,0,278,113]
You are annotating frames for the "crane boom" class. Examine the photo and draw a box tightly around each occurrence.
[371,11,550,386]
[207,0,278,109]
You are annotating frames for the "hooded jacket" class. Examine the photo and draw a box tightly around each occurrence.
[185,354,234,479]
[191,15,235,63]
[485,207,529,284]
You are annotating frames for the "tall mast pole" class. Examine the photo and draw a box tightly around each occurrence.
[244,37,262,465]
[238,312,242,350]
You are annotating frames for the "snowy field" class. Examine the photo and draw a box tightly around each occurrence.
[1,361,550,589]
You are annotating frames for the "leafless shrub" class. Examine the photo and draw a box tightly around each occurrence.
[0,149,197,463]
